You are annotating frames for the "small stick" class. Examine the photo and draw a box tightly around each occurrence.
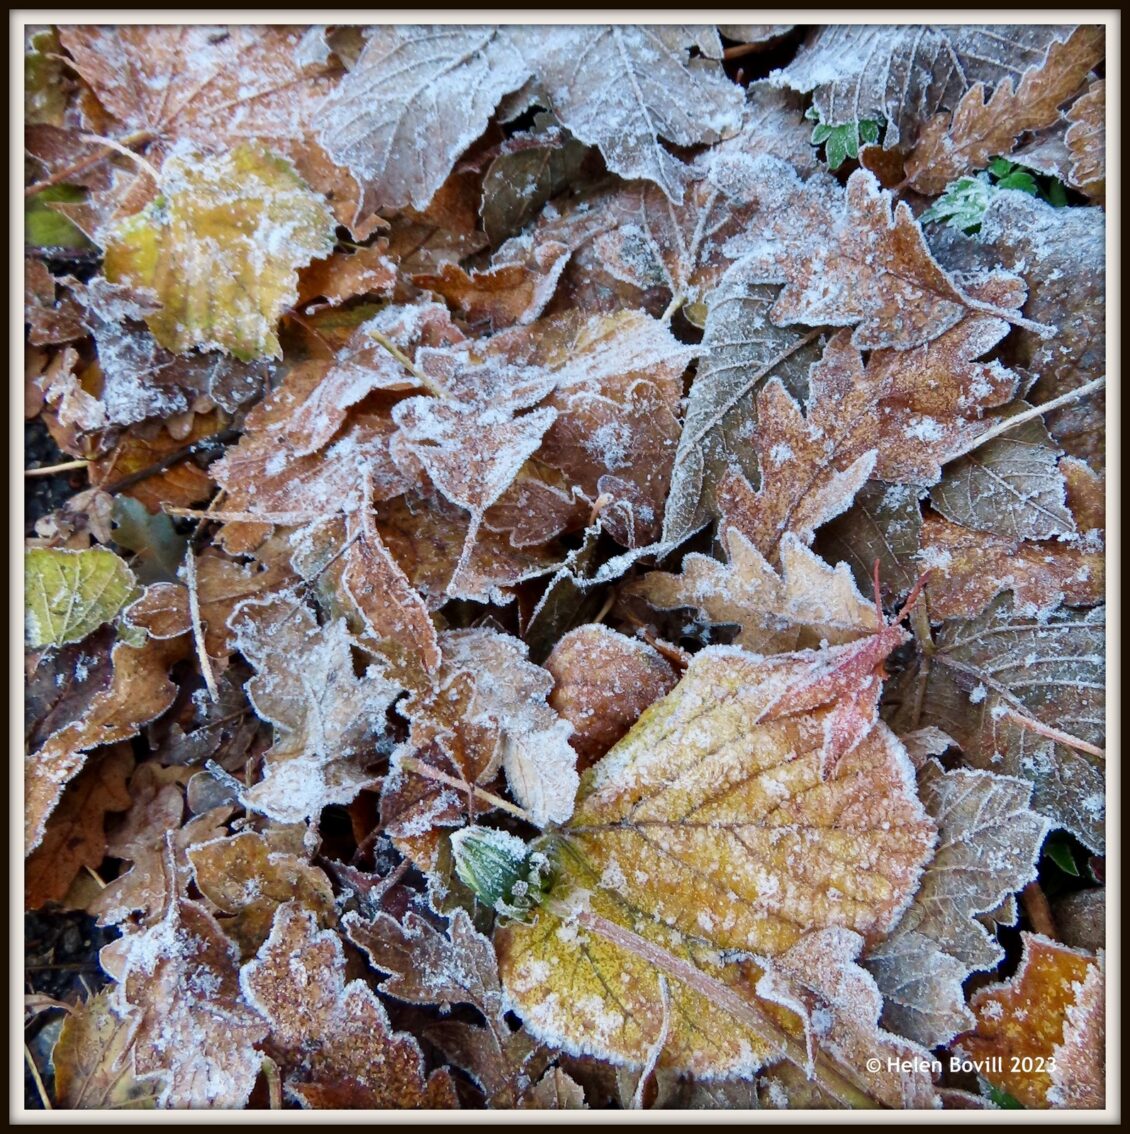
[25,459,89,478]
[1020,881,1058,939]
[163,505,324,525]
[398,754,533,823]
[24,1045,52,1110]
[184,548,219,702]
[1002,708,1105,760]
[97,429,240,495]
[368,328,451,398]
[660,293,685,324]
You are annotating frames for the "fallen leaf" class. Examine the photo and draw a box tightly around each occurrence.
[241,902,459,1107]
[1049,949,1105,1108]
[524,1067,587,1109]
[1065,80,1105,202]
[25,547,136,649]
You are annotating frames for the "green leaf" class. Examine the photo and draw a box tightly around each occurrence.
[25,548,137,649]
[111,496,188,583]
[1043,832,1081,877]
[919,174,994,232]
[808,113,883,170]
[984,1081,1025,1109]
[25,186,92,250]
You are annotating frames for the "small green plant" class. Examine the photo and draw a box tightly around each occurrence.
[806,107,883,170]
[921,157,1070,232]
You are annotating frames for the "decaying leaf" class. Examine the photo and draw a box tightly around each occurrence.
[1065,80,1105,202]
[241,902,459,1108]
[25,547,136,649]
[957,933,1103,1108]
[103,144,336,359]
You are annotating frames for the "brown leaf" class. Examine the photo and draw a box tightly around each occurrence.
[920,512,1104,620]
[26,746,133,910]
[241,903,459,1108]
[117,896,267,1108]
[633,529,880,656]
[958,933,1102,1108]
[1065,80,1105,203]
[524,1068,587,1109]
[545,625,679,770]
[297,242,396,309]
[26,637,183,855]
[1049,949,1105,1108]
[904,27,1104,196]
[733,164,1036,349]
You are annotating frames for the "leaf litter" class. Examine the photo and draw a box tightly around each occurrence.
[23,19,1106,1113]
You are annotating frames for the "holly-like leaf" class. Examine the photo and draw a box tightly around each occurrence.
[634,529,880,655]
[497,628,936,1077]
[904,26,1104,196]
[957,933,1103,1108]
[241,902,459,1108]
[103,144,336,360]
[25,547,136,649]
[864,763,1049,1047]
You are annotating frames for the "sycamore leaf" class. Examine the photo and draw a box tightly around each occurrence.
[512,25,744,203]
[51,989,162,1109]
[634,530,880,655]
[545,625,679,771]
[497,629,936,1077]
[25,548,136,649]
[116,897,267,1108]
[1065,80,1105,203]
[231,597,400,823]
[241,903,459,1108]
[919,512,1104,620]
[770,25,1078,149]
[26,638,182,855]
[103,144,336,360]
[864,763,1049,1047]
[958,933,1103,1109]
[894,595,1105,851]
[930,416,1075,541]
[904,27,1104,196]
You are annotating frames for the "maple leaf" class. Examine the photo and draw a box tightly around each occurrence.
[545,625,679,771]
[771,25,1079,149]
[864,762,1049,1048]
[957,933,1104,1109]
[110,895,267,1108]
[497,629,936,1077]
[634,529,880,655]
[892,595,1105,851]
[729,161,1042,350]
[231,596,400,823]
[241,902,459,1107]
[25,547,136,648]
[904,26,1104,196]
[1065,80,1105,202]
[103,143,336,360]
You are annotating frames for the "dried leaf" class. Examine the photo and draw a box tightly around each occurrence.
[103,144,336,359]
[525,1067,587,1109]
[1049,949,1105,1108]
[771,25,1078,148]
[241,903,459,1108]
[298,242,396,309]
[865,763,1049,1047]
[634,530,880,655]
[1065,80,1105,202]
[25,547,136,649]
[498,628,936,1076]
[904,27,1104,195]
[958,933,1102,1108]
[545,625,679,770]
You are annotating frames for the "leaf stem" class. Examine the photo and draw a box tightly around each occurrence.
[25,127,155,198]
[183,548,219,703]
[367,328,451,398]
[25,459,89,477]
[398,754,533,823]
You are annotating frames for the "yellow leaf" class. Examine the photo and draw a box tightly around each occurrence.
[497,629,936,1077]
[103,144,335,360]
[25,547,136,649]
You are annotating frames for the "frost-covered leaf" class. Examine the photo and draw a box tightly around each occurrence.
[513,25,744,203]
[115,897,267,1108]
[958,933,1103,1109]
[730,162,1035,350]
[865,763,1049,1047]
[545,625,678,771]
[103,144,336,360]
[1049,950,1105,1108]
[920,512,1104,620]
[894,595,1105,850]
[930,416,1075,541]
[231,597,400,823]
[241,903,459,1108]
[904,26,1104,196]
[634,530,880,655]
[1065,80,1105,203]
[771,25,1078,149]
[525,1067,587,1109]
[497,628,936,1076]
[318,26,530,212]
[25,547,136,649]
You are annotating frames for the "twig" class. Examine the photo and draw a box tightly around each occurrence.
[24,1045,52,1110]
[660,293,685,324]
[631,975,671,1109]
[163,505,324,525]
[25,459,89,478]
[24,127,154,198]
[368,328,451,398]
[1001,708,1105,760]
[398,754,533,823]
[1020,882,1057,939]
[96,429,240,496]
[944,378,1107,464]
[184,548,219,702]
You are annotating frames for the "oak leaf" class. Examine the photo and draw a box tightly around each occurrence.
[497,629,936,1077]
[241,903,459,1108]
[1065,80,1105,202]
[103,144,336,359]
